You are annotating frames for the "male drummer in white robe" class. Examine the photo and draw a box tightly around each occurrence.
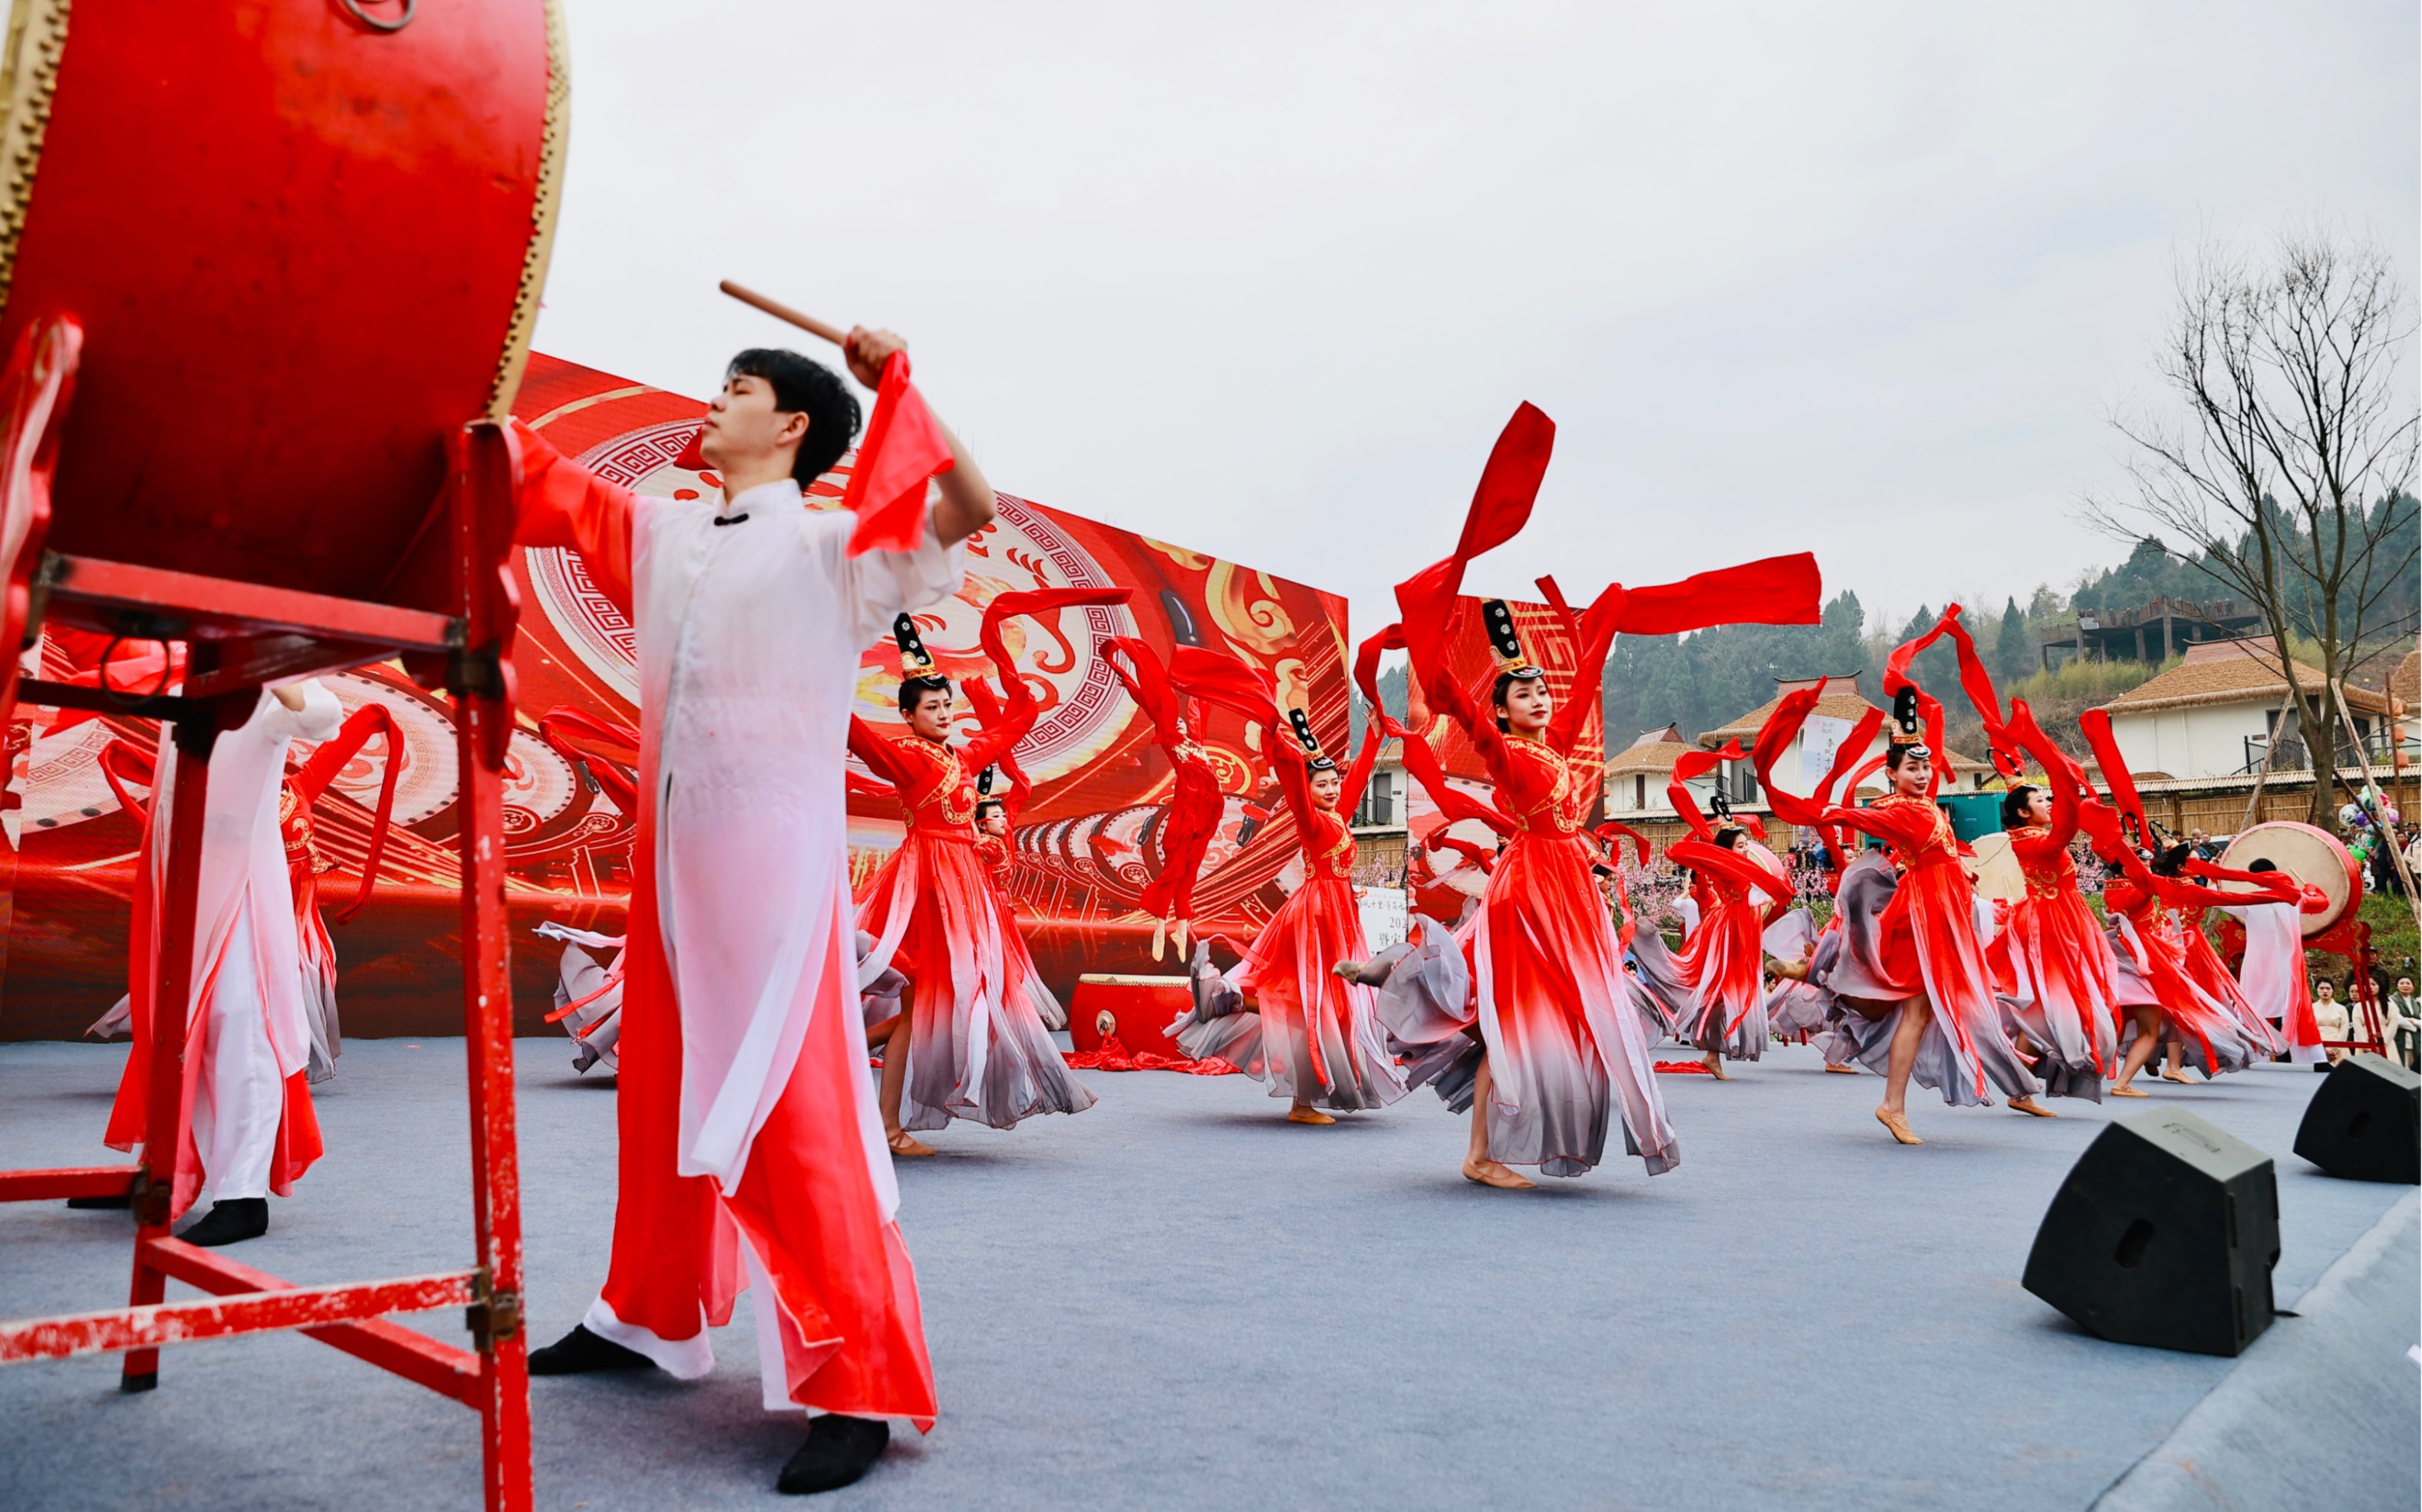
[94,680,344,1246]
[512,331,991,1497]
[2213,858,2325,1064]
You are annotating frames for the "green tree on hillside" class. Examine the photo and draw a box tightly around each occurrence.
[1992,598,2030,687]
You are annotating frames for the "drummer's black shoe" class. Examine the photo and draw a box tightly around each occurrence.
[526,1323,657,1375]
[777,1415,889,1494]
[66,1193,132,1210]
[180,1198,268,1247]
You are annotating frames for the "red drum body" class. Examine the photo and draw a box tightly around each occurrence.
[0,0,565,603]
[2216,821,2361,937]
[1067,974,1193,1061]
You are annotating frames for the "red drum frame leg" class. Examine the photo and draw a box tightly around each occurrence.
[0,417,535,1512]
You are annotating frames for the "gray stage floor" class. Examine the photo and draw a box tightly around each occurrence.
[1,1038,2413,1511]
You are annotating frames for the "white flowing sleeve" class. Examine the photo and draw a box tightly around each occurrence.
[264,678,345,743]
[819,509,966,644]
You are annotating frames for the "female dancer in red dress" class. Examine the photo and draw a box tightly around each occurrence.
[1760,726,1872,1073]
[2063,713,2298,1094]
[1754,680,2048,1143]
[1627,743,1790,1077]
[1100,637,1274,961]
[1377,404,1821,1184]
[2093,847,2282,1092]
[963,675,1071,1036]
[1884,608,2118,1100]
[1969,703,2122,1100]
[1173,707,1407,1120]
[1401,594,1676,1185]
[853,590,1122,1152]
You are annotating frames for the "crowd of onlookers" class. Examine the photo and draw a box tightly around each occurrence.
[2315,973,2420,1070]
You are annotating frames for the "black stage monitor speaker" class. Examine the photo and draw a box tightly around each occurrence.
[2293,1053,2420,1184]
[2022,1108,2278,1357]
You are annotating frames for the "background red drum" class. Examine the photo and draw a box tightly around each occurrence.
[1066,975,1195,1062]
[2215,821,2361,937]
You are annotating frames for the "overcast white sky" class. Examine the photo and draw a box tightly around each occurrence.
[532,1,2419,639]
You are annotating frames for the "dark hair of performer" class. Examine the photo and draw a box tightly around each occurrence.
[1492,670,1551,735]
[1711,824,1749,855]
[695,331,994,553]
[721,348,862,485]
[900,676,953,727]
[975,799,1007,837]
[1999,782,2050,828]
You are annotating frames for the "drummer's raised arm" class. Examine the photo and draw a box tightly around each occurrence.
[508,417,637,615]
[841,326,994,547]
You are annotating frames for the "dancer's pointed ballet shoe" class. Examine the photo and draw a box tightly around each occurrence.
[1822,1062,1861,1074]
[1172,919,1190,957]
[886,1130,937,1157]
[1874,1108,1923,1145]
[1287,1107,1336,1125]
[1462,1158,1536,1190]
[2158,1069,2193,1084]
[1150,917,1167,961]
[1704,1056,1729,1081]
[2109,1083,2150,1098]
[1332,960,1366,980]
[2007,1097,2057,1118]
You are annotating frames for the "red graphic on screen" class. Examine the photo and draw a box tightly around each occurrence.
[0,354,1349,1038]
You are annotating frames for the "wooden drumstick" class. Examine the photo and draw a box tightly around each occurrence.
[719,279,849,347]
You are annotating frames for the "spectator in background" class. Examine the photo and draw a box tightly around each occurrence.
[2310,979,2350,1067]
[2386,977,2420,1072]
[2189,827,2219,862]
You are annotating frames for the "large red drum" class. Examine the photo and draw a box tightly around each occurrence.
[0,0,565,604]
[2216,821,2361,937]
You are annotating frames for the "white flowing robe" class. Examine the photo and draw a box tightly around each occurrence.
[157,682,343,1202]
[2216,899,2323,1064]
[635,480,961,1204]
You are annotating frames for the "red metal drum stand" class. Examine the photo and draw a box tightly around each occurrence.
[0,325,534,1510]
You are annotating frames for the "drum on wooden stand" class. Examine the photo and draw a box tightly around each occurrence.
[0,0,566,623]
[0,9,564,1507]
[2216,822,2361,937]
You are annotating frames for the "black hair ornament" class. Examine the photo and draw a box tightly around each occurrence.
[1287,707,1337,772]
[1482,599,1544,680]
[893,613,937,676]
[1887,684,1931,763]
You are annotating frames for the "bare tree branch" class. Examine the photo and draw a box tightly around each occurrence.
[2078,225,2419,830]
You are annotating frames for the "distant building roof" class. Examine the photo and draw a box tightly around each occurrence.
[1700,687,1877,748]
[2393,651,2418,707]
[1605,737,1695,778]
[2101,637,2391,716]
